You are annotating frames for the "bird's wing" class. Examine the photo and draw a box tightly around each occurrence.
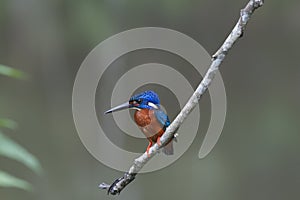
[154,109,174,155]
[154,109,170,128]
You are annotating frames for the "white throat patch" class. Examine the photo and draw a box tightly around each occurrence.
[148,102,158,109]
[130,107,141,111]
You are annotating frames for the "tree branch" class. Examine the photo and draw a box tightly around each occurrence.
[99,0,264,195]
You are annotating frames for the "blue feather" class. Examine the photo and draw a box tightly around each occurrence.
[154,109,170,128]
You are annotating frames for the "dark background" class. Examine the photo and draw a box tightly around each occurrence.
[1,0,299,200]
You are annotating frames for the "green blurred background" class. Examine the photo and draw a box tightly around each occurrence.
[1,0,300,199]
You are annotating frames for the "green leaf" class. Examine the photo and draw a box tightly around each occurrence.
[0,118,18,130]
[0,170,32,191]
[0,131,42,175]
[0,64,28,80]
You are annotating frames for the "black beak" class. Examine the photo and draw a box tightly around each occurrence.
[105,102,130,114]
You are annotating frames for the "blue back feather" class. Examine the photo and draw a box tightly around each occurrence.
[154,109,170,128]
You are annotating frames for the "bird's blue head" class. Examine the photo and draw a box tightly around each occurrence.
[105,90,160,114]
[129,90,160,109]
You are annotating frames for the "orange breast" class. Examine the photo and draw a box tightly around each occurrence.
[134,109,165,143]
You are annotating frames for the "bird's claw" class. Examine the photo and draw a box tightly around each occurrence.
[157,137,162,146]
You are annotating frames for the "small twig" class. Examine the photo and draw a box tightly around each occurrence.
[99,0,264,195]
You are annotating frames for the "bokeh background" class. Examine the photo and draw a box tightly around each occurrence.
[1,0,300,200]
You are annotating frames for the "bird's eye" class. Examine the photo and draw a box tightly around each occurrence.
[130,99,142,105]
[131,100,138,105]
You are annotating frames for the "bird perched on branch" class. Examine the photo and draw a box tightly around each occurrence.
[105,90,174,156]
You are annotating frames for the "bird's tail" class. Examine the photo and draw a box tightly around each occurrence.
[162,141,174,155]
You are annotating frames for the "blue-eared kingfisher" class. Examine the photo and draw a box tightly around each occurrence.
[105,90,174,156]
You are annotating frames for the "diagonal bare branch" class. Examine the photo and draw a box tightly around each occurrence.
[99,0,264,195]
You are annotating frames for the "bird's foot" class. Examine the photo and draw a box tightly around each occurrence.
[146,147,150,157]
[157,137,162,146]
[146,141,152,157]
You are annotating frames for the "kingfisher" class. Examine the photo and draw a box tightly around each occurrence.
[105,90,174,156]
